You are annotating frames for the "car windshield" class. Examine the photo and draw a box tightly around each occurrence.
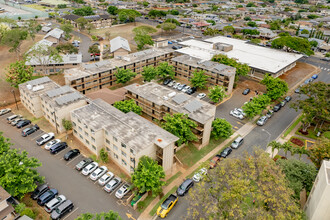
[161,201,170,209]
[55,208,61,214]
[179,184,186,190]
[118,189,123,194]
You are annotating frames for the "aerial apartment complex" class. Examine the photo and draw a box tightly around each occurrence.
[71,99,179,174]
[125,82,216,148]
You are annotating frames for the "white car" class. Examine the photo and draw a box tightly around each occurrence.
[98,171,114,186]
[230,110,244,120]
[44,195,66,213]
[90,166,108,181]
[192,168,207,182]
[182,86,190,93]
[173,83,181,89]
[104,177,121,193]
[82,162,98,176]
[197,93,206,99]
[234,108,246,117]
[0,108,11,116]
[115,183,131,199]
[11,117,23,126]
[36,132,55,146]
[44,139,61,150]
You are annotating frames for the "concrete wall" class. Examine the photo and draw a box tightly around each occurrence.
[113,48,129,57]
[32,63,81,75]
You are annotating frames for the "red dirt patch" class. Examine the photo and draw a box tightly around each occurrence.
[291,138,305,147]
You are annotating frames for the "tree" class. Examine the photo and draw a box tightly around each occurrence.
[88,45,100,61]
[86,23,94,34]
[242,94,271,118]
[76,210,122,220]
[208,85,227,103]
[25,44,63,75]
[62,118,72,139]
[244,16,251,21]
[161,113,197,146]
[26,20,42,42]
[186,149,303,219]
[165,18,180,26]
[161,22,176,32]
[134,32,154,50]
[99,148,109,163]
[271,35,314,56]
[246,2,256,7]
[156,62,175,80]
[242,29,260,35]
[75,17,88,30]
[203,28,220,36]
[223,25,235,34]
[0,132,11,155]
[115,68,136,84]
[131,156,165,196]
[307,137,330,168]
[0,23,10,42]
[276,159,317,200]
[1,28,28,59]
[301,29,309,34]
[260,74,288,100]
[73,6,94,16]
[113,99,142,115]
[60,23,73,39]
[169,9,179,15]
[56,43,79,54]
[0,144,43,199]
[211,118,232,140]
[117,9,141,23]
[107,6,118,15]
[189,70,209,89]
[5,61,34,88]
[141,65,157,82]
[247,21,257,27]
[268,140,281,157]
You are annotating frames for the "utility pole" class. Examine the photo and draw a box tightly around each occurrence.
[11,90,19,110]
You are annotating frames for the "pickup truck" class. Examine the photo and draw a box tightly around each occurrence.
[156,194,178,218]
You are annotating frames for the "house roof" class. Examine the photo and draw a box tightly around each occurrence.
[44,28,64,40]
[110,36,131,53]
[62,14,80,21]
[26,54,82,66]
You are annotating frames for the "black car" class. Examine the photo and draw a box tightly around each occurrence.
[64,149,80,161]
[37,189,58,206]
[285,96,292,102]
[172,46,182,50]
[163,78,172,85]
[273,103,282,112]
[220,147,232,158]
[31,184,49,200]
[16,119,31,128]
[50,142,68,154]
[22,124,39,137]
[75,158,93,171]
[242,88,250,95]
[187,87,197,95]
[280,100,286,107]
[177,179,194,196]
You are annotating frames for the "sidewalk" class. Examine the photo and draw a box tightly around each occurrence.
[138,122,256,220]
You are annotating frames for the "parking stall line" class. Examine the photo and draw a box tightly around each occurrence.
[30,133,44,141]
[62,207,79,220]
[66,155,81,165]
[55,150,68,158]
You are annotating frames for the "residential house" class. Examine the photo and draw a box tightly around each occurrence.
[62,14,112,29]
[110,36,131,57]
[43,28,64,45]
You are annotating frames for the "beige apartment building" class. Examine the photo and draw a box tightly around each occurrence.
[171,55,236,94]
[64,48,175,94]
[125,82,216,148]
[0,186,15,220]
[40,85,87,133]
[304,160,330,220]
[71,99,178,175]
[19,77,59,118]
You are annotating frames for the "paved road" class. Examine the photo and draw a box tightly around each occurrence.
[161,57,330,220]
[0,116,138,220]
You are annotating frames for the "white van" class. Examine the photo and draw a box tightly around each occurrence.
[7,115,18,123]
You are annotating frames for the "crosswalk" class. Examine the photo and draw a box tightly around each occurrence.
[318,66,330,71]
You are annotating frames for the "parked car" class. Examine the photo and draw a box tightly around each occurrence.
[210,155,221,169]
[98,171,114,186]
[7,114,21,124]
[234,108,246,117]
[22,124,39,137]
[104,177,121,193]
[82,162,99,176]
[131,192,146,206]
[280,100,286,107]
[76,158,93,171]
[285,96,292,102]
[37,189,58,206]
[11,117,24,126]
[50,142,68,154]
[36,132,55,146]
[16,119,31,128]
[173,83,181,89]
[157,194,178,218]
[63,149,80,161]
[295,85,303,93]
[182,85,190,93]
[312,74,318,79]
[90,56,100,61]
[304,78,313,84]
[0,108,11,116]
[266,110,274,118]
[168,41,173,44]
[242,88,250,95]
[177,179,194,196]
[45,139,61,150]
[196,93,206,99]
[45,195,66,213]
[220,147,232,158]
[273,104,282,112]
[31,184,49,200]
[168,80,175,87]
[172,40,178,43]
[231,137,244,149]
[257,116,268,126]
[177,84,186,91]
[90,165,107,181]
[163,78,172,85]
[50,200,74,220]
[115,183,131,199]
[230,109,244,120]
[187,87,197,95]
[192,168,207,182]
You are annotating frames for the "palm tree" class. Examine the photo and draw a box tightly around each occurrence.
[269,140,281,158]
[292,146,308,160]
[281,143,292,158]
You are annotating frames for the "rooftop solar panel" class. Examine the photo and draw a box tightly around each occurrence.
[172,93,190,104]
[55,92,83,106]
[28,77,51,86]
[184,100,203,113]
[46,86,72,98]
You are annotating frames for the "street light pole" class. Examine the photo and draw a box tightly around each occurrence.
[52,111,58,134]
[11,90,19,110]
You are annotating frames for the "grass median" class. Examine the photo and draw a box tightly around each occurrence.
[283,114,303,137]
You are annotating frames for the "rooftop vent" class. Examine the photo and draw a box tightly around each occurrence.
[27,84,32,90]
[32,85,44,92]
[168,92,176,98]
[163,96,169,100]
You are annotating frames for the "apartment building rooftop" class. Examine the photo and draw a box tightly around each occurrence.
[125,83,216,124]
[172,55,236,77]
[19,77,60,98]
[64,47,174,82]
[41,85,85,110]
[72,99,178,152]
[26,54,82,66]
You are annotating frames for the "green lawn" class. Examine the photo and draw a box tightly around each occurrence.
[23,4,51,11]
[31,75,43,80]
[295,126,318,140]
[164,171,182,187]
[137,194,155,213]
[324,131,330,139]
[149,186,177,217]
[283,114,303,137]
[176,137,225,167]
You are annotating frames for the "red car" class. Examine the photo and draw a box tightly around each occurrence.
[209,155,221,169]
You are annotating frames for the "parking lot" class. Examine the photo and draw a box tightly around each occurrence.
[0,112,138,220]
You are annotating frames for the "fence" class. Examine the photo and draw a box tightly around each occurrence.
[0,0,49,20]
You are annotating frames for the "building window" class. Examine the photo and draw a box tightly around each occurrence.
[122,151,126,157]
[114,153,118,159]
[122,159,127,166]
[91,129,95,133]
[79,126,82,131]
[72,122,76,127]
[121,143,126,148]
[105,130,108,135]
[78,119,81,123]
[91,137,95,142]
[74,129,77,134]
[113,145,118,151]
[106,147,111,152]
[130,148,135,155]
[106,139,110,144]
[79,134,83,139]
[130,166,134,173]
[85,132,89,137]
[86,139,90,144]
[92,145,96,150]
[130,157,135,163]
[113,136,117,142]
